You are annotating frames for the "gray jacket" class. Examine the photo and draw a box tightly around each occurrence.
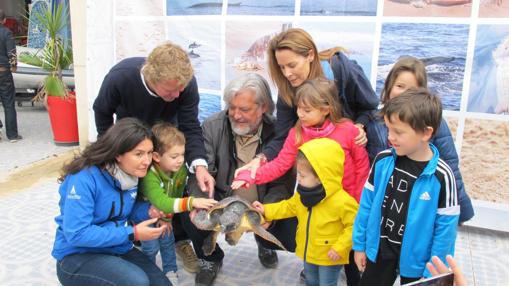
[188,110,295,203]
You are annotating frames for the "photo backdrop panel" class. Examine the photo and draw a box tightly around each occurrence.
[299,21,376,81]
[167,0,222,15]
[383,0,472,17]
[479,0,509,18]
[116,0,164,16]
[198,92,221,123]
[227,0,295,16]
[377,23,469,111]
[225,20,291,97]
[460,118,509,204]
[444,116,458,142]
[167,19,221,90]
[468,25,509,115]
[300,0,378,16]
[115,20,166,61]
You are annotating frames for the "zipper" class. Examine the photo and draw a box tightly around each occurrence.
[107,201,115,221]
[303,207,312,262]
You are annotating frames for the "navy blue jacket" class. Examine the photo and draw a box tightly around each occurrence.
[365,116,474,222]
[0,24,16,69]
[93,57,206,164]
[263,52,379,160]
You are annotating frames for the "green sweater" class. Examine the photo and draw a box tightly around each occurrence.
[141,164,193,220]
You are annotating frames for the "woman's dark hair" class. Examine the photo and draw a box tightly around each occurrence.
[59,118,153,182]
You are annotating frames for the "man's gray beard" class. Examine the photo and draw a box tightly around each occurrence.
[230,117,262,136]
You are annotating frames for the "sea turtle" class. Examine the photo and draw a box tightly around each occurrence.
[191,196,287,256]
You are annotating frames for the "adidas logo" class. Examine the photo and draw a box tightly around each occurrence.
[419,192,431,201]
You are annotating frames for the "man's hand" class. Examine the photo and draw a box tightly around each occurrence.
[195,165,215,198]
[427,255,468,286]
[354,251,367,272]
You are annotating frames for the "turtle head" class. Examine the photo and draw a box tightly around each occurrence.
[219,212,241,233]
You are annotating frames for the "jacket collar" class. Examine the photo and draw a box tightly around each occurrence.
[389,143,440,176]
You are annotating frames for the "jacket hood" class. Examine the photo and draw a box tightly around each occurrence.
[298,138,345,197]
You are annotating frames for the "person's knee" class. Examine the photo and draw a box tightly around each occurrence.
[123,272,150,286]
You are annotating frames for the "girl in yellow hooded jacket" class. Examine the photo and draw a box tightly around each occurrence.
[253,138,359,286]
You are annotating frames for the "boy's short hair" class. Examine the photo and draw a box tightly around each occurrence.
[151,122,185,154]
[381,88,442,137]
[296,151,318,178]
[142,42,194,87]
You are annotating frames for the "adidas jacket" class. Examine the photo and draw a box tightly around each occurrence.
[352,144,459,278]
[52,166,151,260]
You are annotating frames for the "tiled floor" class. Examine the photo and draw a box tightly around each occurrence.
[1,106,508,286]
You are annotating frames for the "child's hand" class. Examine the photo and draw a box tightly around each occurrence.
[148,205,165,219]
[192,198,217,210]
[252,201,265,215]
[354,251,367,272]
[157,219,172,236]
[328,248,341,261]
[231,180,249,190]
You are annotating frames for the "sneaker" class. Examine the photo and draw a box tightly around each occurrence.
[257,244,278,268]
[166,270,179,286]
[9,135,22,143]
[175,240,199,273]
[299,268,305,282]
[195,259,222,286]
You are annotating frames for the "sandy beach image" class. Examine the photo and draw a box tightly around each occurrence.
[115,21,166,61]
[383,0,472,17]
[460,118,509,203]
[479,0,509,17]
[444,116,458,141]
[116,0,163,16]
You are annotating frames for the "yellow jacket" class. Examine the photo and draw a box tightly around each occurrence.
[264,138,359,266]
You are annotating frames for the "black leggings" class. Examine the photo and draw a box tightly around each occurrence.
[359,258,420,286]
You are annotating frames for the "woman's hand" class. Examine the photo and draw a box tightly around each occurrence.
[354,123,368,146]
[426,255,468,286]
[135,218,166,241]
[354,251,367,272]
[328,249,341,261]
[192,198,217,209]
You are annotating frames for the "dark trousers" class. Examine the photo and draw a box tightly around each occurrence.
[0,70,19,139]
[56,248,171,286]
[172,212,190,243]
[359,258,420,286]
[344,250,360,286]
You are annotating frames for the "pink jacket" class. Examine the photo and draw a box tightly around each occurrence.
[235,120,369,202]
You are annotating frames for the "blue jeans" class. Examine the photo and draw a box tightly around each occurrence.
[56,247,171,286]
[141,230,177,273]
[0,70,19,139]
[303,262,342,286]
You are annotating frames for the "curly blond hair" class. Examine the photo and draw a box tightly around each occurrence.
[142,42,194,86]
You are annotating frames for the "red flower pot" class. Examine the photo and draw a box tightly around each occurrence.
[47,93,79,145]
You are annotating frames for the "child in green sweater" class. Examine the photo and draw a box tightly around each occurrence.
[141,122,217,285]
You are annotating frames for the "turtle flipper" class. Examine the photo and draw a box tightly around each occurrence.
[251,224,287,251]
[202,231,220,256]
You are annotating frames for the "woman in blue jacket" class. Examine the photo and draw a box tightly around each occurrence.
[52,118,171,286]
[365,56,474,223]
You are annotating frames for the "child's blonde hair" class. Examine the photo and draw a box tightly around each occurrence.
[381,56,427,104]
[151,122,185,154]
[294,77,345,145]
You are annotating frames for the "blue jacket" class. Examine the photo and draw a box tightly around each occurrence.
[352,145,459,278]
[263,52,379,160]
[52,166,150,260]
[365,116,474,223]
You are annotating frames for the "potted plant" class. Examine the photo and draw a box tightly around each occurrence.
[19,2,78,145]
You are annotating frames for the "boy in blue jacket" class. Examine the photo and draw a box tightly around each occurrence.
[353,88,459,286]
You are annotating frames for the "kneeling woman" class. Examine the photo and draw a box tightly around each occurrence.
[52,117,171,286]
